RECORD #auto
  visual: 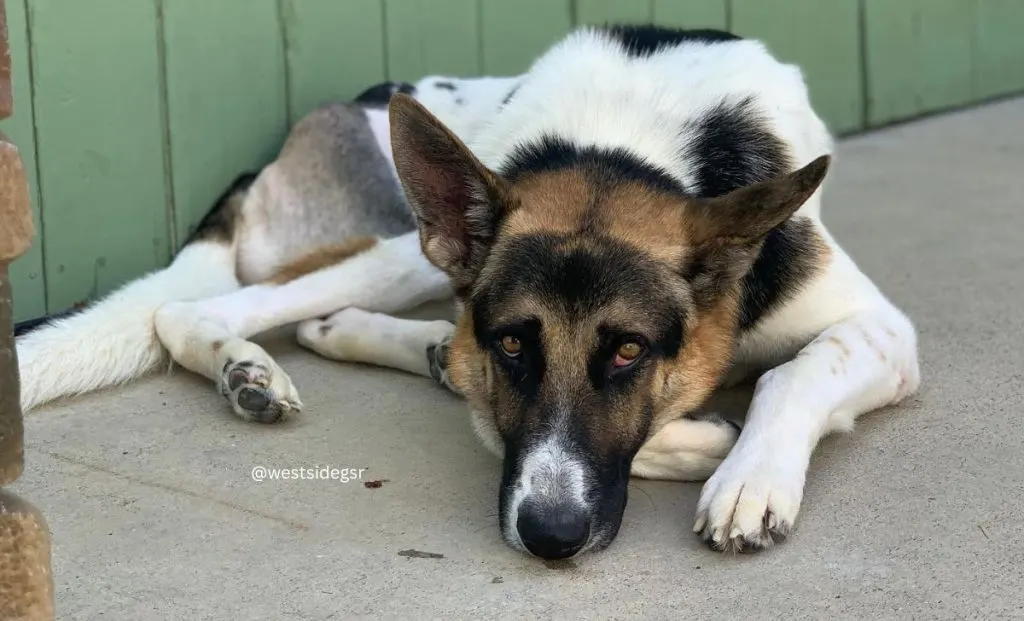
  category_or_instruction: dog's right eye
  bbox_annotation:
[498,335,522,358]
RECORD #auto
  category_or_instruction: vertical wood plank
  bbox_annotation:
[281,0,386,123]
[730,0,864,134]
[384,0,481,82]
[575,0,654,26]
[974,0,1024,100]
[480,0,571,75]
[916,0,974,113]
[0,0,10,119]
[652,0,727,29]
[0,0,45,321]
[162,0,288,245]
[30,0,170,313]
[864,0,981,126]
[863,0,920,126]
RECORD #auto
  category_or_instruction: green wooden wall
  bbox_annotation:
[2,0,1022,321]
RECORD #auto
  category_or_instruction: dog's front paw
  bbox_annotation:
[693,447,806,553]
[218,348,302,423]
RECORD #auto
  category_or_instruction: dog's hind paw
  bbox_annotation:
[219,352,302,424]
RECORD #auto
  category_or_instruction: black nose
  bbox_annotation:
[516,504,591,560]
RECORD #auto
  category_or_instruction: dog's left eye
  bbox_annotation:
[498,335,522,358]
[612,340,645,368]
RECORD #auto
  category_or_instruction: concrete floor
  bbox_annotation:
[14,98,1024,620]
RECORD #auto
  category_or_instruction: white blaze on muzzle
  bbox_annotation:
[504,429,593,558]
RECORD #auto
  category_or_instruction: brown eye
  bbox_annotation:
[500,335,522,357]
[613,341,644,367]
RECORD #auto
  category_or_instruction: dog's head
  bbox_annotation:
[388,95,829,559]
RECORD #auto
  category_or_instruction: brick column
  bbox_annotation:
[0,0,56,617]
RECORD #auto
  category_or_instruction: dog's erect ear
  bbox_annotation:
[389,93,516,289]
[686,155,831,246]
[682,155,830,305]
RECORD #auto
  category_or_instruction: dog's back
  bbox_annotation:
[471,25,832,211]
[218,76,520,284]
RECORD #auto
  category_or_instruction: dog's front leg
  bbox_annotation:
[297,309,455,385]
[694,305,920,552]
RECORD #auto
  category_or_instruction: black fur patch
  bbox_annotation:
[604,24,741,57]
[685,97,791,198]
[737,216,822,332]
[501,84,520,106]
[184,172,257,245]
[433,81,457,91]
[353,81,415,107]
[499,135,687,198]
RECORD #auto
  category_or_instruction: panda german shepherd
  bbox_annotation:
[16,25,920,560]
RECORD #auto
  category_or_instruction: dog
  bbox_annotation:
[16,24,920,559]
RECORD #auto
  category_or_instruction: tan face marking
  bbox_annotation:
[503,171,690,265]
[647,292,740,433]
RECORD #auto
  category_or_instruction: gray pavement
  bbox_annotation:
[14,98,1024,620]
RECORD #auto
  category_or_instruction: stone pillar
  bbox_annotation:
[0,0,56,617]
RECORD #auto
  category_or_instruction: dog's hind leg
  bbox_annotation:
[16,176,253,412]
[154,231,453,422]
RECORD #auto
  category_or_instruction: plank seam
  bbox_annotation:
[381,0,392,80]
[968,0,980,101]
[475,0,484,75]
[275,0,293,125]
[857,0,871,129]
[21,0,46,312]
[154,0,177,254]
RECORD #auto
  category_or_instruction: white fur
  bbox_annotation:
[17,241,240,412]
[363,107,397,175]
[411,75,520,143]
